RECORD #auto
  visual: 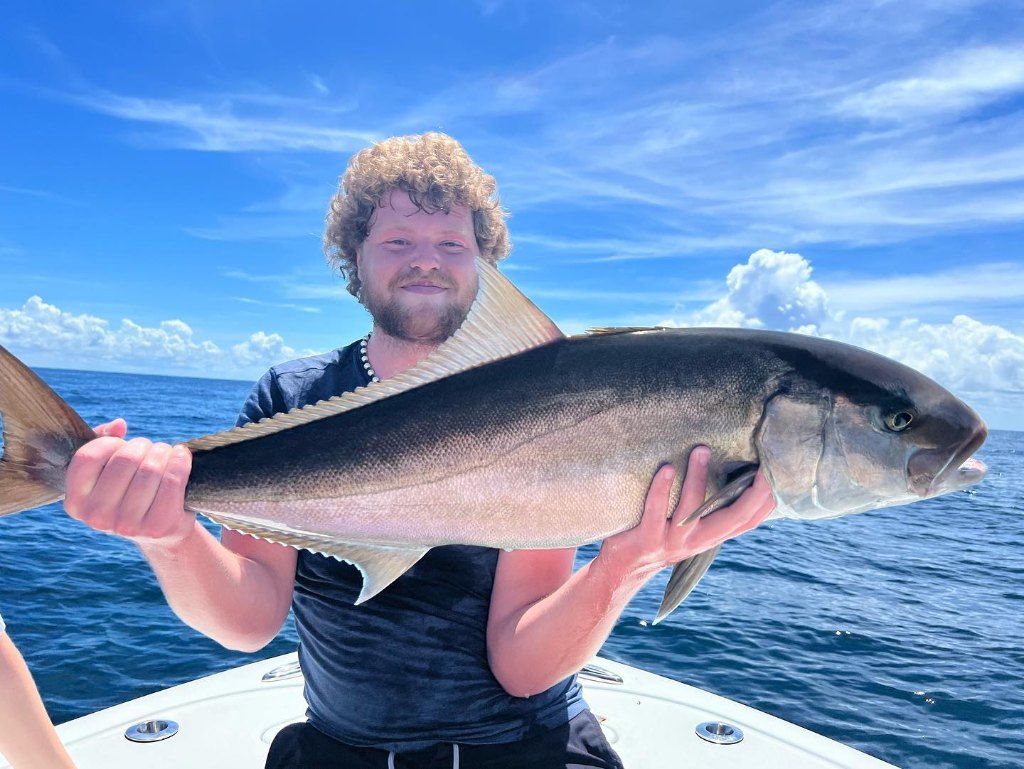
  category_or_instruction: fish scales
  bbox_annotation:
[186,331,780,551]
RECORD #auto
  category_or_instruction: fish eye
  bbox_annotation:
[885,411,914,432]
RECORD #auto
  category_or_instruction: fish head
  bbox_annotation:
[756,336,987,520]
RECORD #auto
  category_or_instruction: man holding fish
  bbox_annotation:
[60,133,777,767]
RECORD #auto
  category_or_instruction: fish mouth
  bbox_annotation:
[912,423,989,497]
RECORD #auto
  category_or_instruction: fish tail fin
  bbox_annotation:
[0,344,95,516]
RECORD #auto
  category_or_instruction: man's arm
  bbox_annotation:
[64,420,296,652]
[486,446,775,697]
[0,631,77,769]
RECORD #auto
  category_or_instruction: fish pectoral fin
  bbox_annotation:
[652,465,758,622]
[203,512,428,604]
[683,465,760,524]
[653,545,720,624]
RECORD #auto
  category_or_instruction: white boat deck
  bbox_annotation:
[13,653,897,768]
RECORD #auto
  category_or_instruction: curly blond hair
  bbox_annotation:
[323,132,511,298]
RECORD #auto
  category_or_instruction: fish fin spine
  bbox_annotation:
[584,326,667,337]
[0,345,95,516]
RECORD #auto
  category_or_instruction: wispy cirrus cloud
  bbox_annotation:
[232,296,321,314]
[422,12,1024,251]
[821,262,1024,318]
[67,88,375,153]
[185,214,323,242]
[0,183,51,198]
[21,2,1022,257]
[836,45,1024,122]
[222,267,349,301]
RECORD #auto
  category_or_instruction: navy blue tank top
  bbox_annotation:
[235,341,587,751]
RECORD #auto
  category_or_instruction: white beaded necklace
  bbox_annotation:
[359,333,380,383]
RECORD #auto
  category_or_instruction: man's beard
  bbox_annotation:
[361,271,473,344]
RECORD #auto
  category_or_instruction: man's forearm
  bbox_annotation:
[138,521,290,652]
[0,634,77,769]
[488,554,659,697]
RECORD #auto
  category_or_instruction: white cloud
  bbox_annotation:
[231,331,300,366]
[663,250,1024,415]
[0,296,313,376]
[842,314,1024,394]
[307,74,330,96]
[69,89,375,153]
[31,9,1024,254]
[837,46,1024,122]
[232,297,321,314]
[821,262,1024,316]
[693,249,830,330]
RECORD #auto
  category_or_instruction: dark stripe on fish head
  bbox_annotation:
[756,332,987,519]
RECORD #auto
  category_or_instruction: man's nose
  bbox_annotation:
[408,243,443,270]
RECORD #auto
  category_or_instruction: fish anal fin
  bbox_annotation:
[335,542,430,604]
[188,258,564,454]
[653,545,720,624]
[205,512,428,603]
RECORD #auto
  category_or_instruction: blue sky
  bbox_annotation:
[1,1,1023,428]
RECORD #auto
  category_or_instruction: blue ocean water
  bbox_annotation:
[0,367,1021,769]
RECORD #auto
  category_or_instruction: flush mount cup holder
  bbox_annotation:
[125,719,179,743]
[695,720,744,745]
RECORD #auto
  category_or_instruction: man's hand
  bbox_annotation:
[597,446,775,579]
[64,418,195,548]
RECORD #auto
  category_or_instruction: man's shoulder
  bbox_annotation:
[268,342,359,382]
[236,341,363,426]
[263,340,363,412]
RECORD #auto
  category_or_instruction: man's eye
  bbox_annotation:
[386,239,410,246]
[441,241,465,249]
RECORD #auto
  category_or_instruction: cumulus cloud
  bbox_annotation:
[232,331,300,366]
[664,250,1024,408]
[0,296,312,377]
[843,315,1024,395]
[693,249,830,331]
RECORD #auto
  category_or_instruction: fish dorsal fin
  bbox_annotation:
[187,258,563,453]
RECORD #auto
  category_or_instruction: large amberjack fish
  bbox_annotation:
[0,261,988,621]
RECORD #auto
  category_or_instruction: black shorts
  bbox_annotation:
[265,710,625,769]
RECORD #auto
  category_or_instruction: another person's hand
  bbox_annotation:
[597,446,775,578]
[64,419,195,547]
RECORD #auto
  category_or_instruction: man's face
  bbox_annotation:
[357,189,480,344]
